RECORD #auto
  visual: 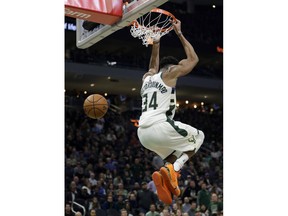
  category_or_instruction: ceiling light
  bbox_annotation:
[107,61,117,66]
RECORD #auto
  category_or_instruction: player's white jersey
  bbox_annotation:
[139,72,176,127]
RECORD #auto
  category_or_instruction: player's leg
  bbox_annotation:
[170,130,204,171]
[160,122,205,197]
[138,122,205,197]
[137,126,175,203]
[164,150,194,164]
[160,150,196,196]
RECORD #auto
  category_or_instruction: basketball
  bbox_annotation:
[83,94,108,119]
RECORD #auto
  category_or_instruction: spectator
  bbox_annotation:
[160,207,171,216]
[137,182,158,214]
[106,128,117,144]
[116,183,128,198]
[173,197,183,213]
[89,172,97,187]
[184,175,192,187]
[88,196,101,211]
[131,182,141,195]
[80,185,93,211]
[94,161,106,176]
[152,155,164,170]
[187,202,197,216]
[65,203,75,216]
[182,180,199,203]
[130,158,145,183]
[113,175,124,187]
[105,157,117,172]
[123,169,134,187]
[197,183,210,211]
[124,200,135,216]
[65,181,81,206]
[175,209,182,216]
[94,179,106,201]
[203,173,212,189]
[106,183,116,198]
[127,192,138,215]
[121,208,133,216]
[182,197,192,214]
[101,194,118,210]
[145,204,160,216]
[73,176,82,191]
[115,195,126,211]
[75,212,82,216]
[208,182,222,196]
[89,209,97,216]
[208,193,223,216]
[147,179,157,193]
[91,119,104,134]
[199,204,209,216]
[74,162,84,178]
[171,202,180,215]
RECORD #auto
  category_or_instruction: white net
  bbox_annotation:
[130,8,175,47]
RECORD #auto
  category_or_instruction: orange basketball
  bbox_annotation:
[83,94,108,119]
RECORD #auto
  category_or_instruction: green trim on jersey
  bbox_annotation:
[166,105,175,117]
[166,117,188,137]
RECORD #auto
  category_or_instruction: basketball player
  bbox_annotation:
[137,19,205,204]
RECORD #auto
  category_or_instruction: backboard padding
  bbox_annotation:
[76,0,169,49]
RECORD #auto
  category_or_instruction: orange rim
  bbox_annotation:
[150,8,176,22]
[151,8,176,32]
[129,8,176,32]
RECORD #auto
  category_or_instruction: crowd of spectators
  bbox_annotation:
[65,94,223,216]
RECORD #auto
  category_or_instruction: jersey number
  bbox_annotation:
[142,91,158,112]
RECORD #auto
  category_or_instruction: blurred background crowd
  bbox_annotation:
[65,94,223,216]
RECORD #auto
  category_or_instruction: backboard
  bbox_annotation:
[76,0,168,49]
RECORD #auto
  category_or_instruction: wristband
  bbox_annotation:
[177,32,182,36]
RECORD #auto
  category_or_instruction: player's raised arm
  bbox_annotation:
[148,35,161,73]
[142,35,161,81]
[167,19,199,79]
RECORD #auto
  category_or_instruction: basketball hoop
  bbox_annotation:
[130,8,176,47]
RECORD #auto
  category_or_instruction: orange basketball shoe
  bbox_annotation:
[160,163,181,196]
[152,171,173,204]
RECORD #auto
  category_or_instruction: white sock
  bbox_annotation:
[173,153,189,172]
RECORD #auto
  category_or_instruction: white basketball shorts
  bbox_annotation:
[137,119,205,160]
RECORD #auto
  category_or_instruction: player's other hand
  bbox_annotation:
[172,19,182,35]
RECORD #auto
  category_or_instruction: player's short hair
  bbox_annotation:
[159,56,179,70]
